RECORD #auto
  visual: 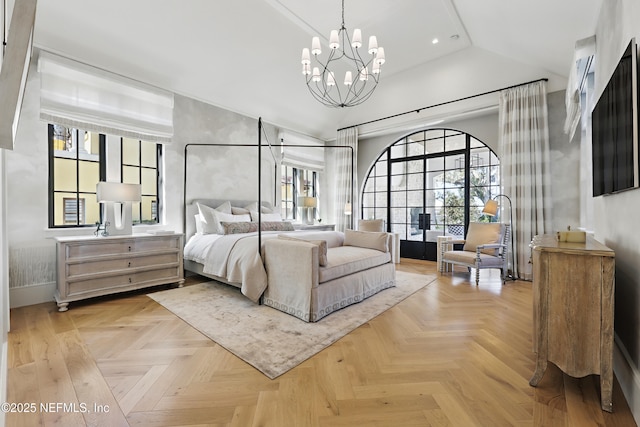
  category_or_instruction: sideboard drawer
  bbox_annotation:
[65,236,180,259]
[67,252,179,278]
[67,267,181,298]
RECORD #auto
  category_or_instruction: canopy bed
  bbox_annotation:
[181,119,396,321]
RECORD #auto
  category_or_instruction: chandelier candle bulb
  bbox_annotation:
[352,29,362,48]
[372,61,380,74]
[376,47,386,65]
[302,63,311,75]
[359,67,369,81]
[327,71,336,86]
[344,71,353,86]
[312,67,321,82]
[311,37,321,55]
[368,35,378,54]
[301,48,310,65]
[329,30,339,49]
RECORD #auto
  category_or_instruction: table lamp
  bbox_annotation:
[96,182,142,236]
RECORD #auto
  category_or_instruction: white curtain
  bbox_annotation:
[500,80,553,280]
[38,51,174,143]
[335,128,357,232]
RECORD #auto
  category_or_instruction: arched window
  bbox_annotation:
[361,128,500,260]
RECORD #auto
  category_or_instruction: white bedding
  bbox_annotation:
[184,230,345,303]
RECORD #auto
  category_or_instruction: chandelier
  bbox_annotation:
[300,0,386,108]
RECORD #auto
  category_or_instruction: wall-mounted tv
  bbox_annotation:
[592,38,639,197]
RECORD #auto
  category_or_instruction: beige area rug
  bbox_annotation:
[148,270,436,379]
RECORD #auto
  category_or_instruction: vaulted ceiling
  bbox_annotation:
[29,0,603,140]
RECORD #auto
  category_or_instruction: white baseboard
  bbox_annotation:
[614,335,640,424]
[9,282,55,308]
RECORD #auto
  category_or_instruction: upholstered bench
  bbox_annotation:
[263,229,396,322]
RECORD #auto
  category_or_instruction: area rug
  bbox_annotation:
[148,270,436,379]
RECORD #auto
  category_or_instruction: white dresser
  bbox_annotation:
[55,233,184,311]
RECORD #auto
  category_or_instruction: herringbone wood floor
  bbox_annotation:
[7,260,637,426]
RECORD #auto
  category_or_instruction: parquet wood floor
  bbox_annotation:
[6,259,637,426]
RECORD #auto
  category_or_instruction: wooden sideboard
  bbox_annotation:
[529,234,615,412]
[55,233,184,311]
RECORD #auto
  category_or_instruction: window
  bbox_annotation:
[280,166,318,220]
[48,124,162,228]
[49,125,102,227]
[121,138,161,224]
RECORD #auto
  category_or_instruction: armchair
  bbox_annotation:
[439,222,510,286]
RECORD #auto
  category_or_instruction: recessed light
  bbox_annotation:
[432,38,439,44]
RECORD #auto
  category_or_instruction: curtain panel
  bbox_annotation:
[335,128,357,232]
[38,51,174,143]
[499,80,552,280]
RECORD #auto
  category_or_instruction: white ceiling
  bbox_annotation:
[27,0,602,140]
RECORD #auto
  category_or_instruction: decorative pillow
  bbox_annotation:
[250,211,282,222]
[219,221,294,234]
[463,222,502,256]
[231,206,250,215]
[278,234,328,266]
[260,221,294,232]
[358,219,385,232]
[244,202,273,214]
[198,202,250,234]
[220,221,259,234]
[344,229,388,253]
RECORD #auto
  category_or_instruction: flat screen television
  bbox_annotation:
[592,38,639,196]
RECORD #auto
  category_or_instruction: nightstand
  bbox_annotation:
[292,223,336,231]
[54,233,184,311]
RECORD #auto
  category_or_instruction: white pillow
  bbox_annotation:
[194,214,204,234]
[344,229,389,252]
[250,211,282,222]
[198,202,249,234]
[244,202,273,214]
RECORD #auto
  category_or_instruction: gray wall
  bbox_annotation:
[357,93,580,235]
[591,0,640,384]
[4,50,282,307]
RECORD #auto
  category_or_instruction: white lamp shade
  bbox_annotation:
[312,67,321,82]
[327,71,336,86]
[329,30,339,49]
[352,29,362,48]
[298,196,317,208]
[311,37,322,55]
[368,35,378,54]
[96,182,141,202]
[482,199,499,216]
[359,67,369,81]
[344,202,352,215]
[375,47,386,65]
[301,48,311,65]
[344,71,353,86]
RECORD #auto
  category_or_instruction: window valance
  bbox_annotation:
[38,51,174,143]
[279,130,325,172]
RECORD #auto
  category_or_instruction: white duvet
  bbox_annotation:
[184,230,344,303]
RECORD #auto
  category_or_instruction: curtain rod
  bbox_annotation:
[337,77,549,132]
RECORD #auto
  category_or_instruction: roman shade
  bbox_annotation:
[38,51,174,143]
[279,130,325,171]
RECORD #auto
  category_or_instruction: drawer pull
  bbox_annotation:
[128,246,132,252]
[129,277,132,283]
[128,262,131,268]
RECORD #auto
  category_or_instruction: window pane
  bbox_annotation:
[141,195,158,222]
[53,158,77,192]
[123,166,140,184]
[122,138,139,165]
[78,160,99,193]
[141,168,157,194]
[84,193,100,225]
[140,141,157,168]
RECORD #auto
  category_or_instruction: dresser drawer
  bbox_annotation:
[66,267,181,298]
[65,236,180,259]
[67,252,179,278]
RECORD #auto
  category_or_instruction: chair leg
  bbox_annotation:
[475,267,480,286]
